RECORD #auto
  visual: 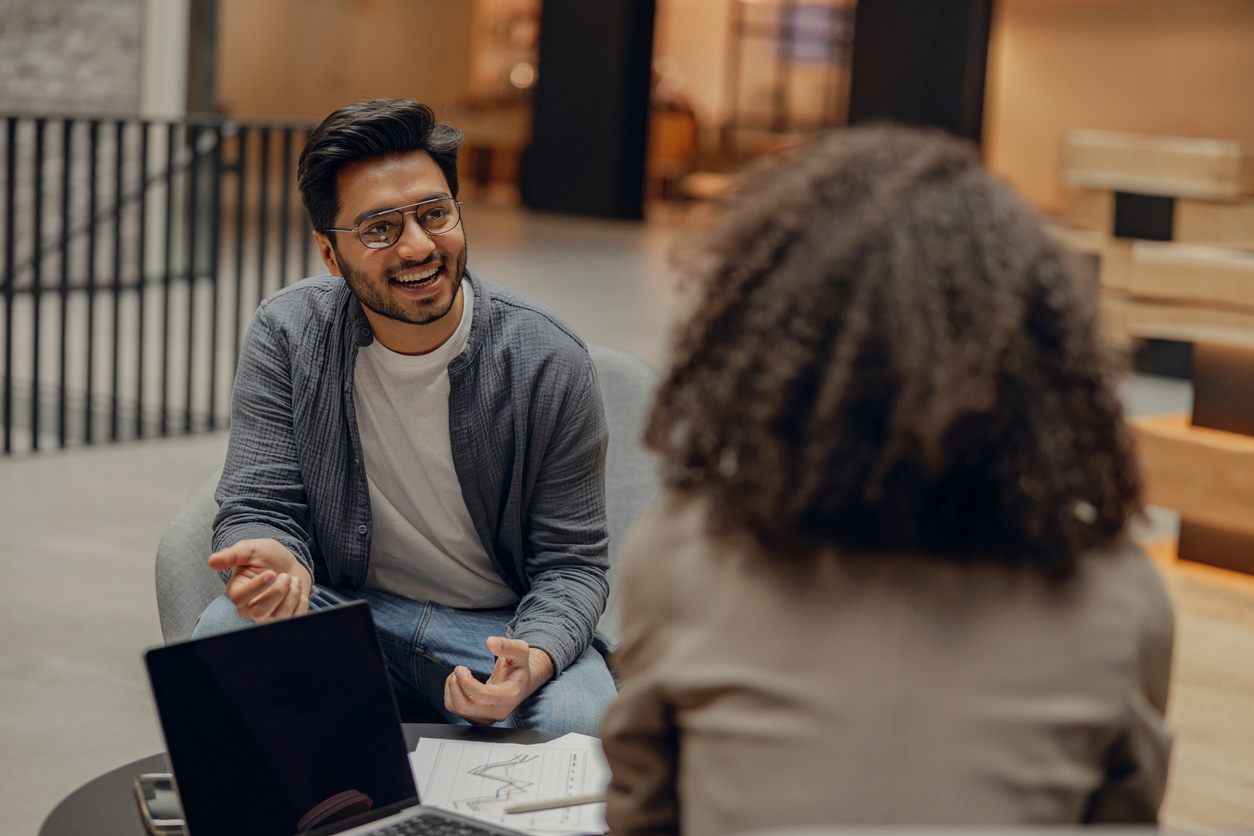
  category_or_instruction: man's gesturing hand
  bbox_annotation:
[444,637,554,725]
[208,538,312,624]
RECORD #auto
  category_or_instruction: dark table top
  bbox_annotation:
[39,724,561,836]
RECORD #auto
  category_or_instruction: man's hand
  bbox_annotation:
[208,538,312,624]
[444,637,555,725]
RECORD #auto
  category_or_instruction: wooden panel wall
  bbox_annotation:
[984,0,1254,211]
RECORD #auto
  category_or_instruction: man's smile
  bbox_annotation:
[389,261,443,288]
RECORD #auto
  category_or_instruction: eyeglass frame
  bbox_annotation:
[324,196,465,250]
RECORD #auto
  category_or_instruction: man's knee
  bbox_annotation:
[191,594,255,639]
[518,648,618,736]
[191,586,347,641]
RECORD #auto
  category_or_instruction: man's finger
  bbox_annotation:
[246,575,286,621]
[485,639,530,687]
[297,576,310,615]
[487,636,530,665]
[445,672,508,725]
[459,666,521,710]
[444,672,460,714]
[263,576,299,621]
[225,570,276,606]
[445,671,483,722]
[247,573,292,620]
[288,575,305,616]
[448,671,473,707]
[207,551,244,571]
[274,575,303,618]
[238,569,280,609]
[207,541,259,571]
[455,666,508,709]
[454,666,491,699]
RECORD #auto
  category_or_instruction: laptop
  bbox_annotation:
[144,600,534,836]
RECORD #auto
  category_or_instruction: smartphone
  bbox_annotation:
[134,773,187,836]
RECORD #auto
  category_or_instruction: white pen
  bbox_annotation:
[504,791,607,814]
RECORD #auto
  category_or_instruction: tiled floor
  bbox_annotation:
[3,202,1250,836]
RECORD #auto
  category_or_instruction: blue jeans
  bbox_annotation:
[193,585,616,736]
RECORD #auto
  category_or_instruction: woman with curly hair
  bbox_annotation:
[601,126,1173,833]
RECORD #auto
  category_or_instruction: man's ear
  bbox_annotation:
[313,231,341,277]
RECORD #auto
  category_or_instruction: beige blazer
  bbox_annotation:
[601,495,1173,836]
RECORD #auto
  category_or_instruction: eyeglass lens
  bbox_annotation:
[359,199,460,248]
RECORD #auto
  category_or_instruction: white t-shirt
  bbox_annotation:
[352,279,520,609]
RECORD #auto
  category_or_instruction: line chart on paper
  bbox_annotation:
[459,752,540,811]
[419,741,597,831]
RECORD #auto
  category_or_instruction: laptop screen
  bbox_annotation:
[145,601,418,836]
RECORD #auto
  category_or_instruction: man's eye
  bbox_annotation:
[365,221,396,236]
[423,208,448,222]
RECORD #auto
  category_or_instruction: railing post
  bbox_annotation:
[135,121,149,440]
[184,124,200,434]
[3,117,16,454]
[300,129,312,281]
[110,119,125,441]
[85,119,99,445]
[208,124,222,430]
[32,118,45,450]
[233,124,248,364]
[278,127,293,288]
[161,121,176,436]
[58,119,72,448]
[0,112,315,454]
[256,126,270,308]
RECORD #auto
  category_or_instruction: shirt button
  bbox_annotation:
[357,525,368,535]
[359,326,371,338]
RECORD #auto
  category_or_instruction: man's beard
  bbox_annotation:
[338,242,468,327]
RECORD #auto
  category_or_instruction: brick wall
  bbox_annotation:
[0,0,143,115]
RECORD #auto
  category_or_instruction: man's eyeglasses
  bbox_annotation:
[325,197,463,249]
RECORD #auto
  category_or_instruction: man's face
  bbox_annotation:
[316,150,467,328]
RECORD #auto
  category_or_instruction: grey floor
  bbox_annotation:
[0,202,1191,836]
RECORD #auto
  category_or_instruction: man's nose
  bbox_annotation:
[394,214,437,261]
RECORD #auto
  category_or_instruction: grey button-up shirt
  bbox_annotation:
[213,272,610,674]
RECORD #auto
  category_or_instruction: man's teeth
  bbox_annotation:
[395,266,439,284]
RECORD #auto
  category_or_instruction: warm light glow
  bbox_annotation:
[509,62,536,89]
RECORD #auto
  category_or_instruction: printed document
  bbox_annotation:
[409,733,610,836]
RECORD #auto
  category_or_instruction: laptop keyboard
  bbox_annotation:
[370,813,502,836]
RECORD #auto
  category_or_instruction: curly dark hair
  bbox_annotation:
[648,125,1141,577]
[298,99,463,233]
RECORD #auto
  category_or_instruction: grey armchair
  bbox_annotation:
[155,343,661,649]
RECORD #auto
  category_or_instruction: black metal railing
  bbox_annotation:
[0,114,318,454]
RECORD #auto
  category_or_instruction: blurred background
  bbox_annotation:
[2,1,1254,834]
[5,1,1250,216]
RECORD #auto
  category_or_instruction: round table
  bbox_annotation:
[39,723,560,836]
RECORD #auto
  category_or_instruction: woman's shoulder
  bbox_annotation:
[1077,538,1174,635]
[620,491,716,573]
[616,492,745,614]
[1076,538,1175,692]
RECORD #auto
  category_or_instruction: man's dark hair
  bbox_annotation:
[648,125,1141,578]
[298,99,463,233]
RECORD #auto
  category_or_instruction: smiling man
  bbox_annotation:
[191,99,616,735]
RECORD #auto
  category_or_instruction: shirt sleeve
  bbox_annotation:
[507,350,611,675]
[211,308,317,581]
[601,505,681,836]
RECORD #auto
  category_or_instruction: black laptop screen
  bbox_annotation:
[145,601,418,836]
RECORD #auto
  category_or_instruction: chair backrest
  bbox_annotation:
[587,343,661,648]
[155,464,225,643]
[155,343,661,647]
